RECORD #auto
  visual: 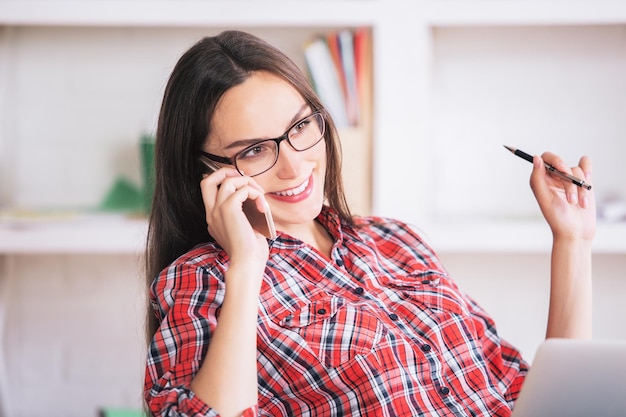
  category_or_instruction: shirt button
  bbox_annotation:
[389,313,399,321]
[421,344,432,352]
[317,308,327,315]
[439,386,450,395]
[336,258,344,266]
[421,279,430,285]
[354,287,365,295]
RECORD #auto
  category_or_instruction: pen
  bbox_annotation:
[503,145,592,190]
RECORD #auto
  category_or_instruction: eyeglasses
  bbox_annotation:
[200,111,325,177]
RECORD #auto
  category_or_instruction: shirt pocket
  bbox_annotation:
[379,270,467,316]
[273,295,386,368]
[380,271,482,351]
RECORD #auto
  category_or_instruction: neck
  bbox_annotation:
[284,220,334,258]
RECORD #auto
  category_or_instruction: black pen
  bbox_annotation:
[503,145,592,190]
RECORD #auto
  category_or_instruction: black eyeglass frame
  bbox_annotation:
[199,111,325,177]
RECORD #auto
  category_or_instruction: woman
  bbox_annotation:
[144,30,595,417]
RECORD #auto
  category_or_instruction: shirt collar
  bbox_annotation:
[269,205,347,251]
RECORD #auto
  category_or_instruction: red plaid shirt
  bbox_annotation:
[145,206,528,416]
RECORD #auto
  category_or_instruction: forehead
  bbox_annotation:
[208,71,307,149]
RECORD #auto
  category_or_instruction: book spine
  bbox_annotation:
[338,29,359,126]
[304,37,349,128]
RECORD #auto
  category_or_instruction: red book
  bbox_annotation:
[354,27,373,127]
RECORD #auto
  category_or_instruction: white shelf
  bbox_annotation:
[1,1,625,255]
[0,216,622,255]
[0,214,147,254]
[0,0,378,27]
[2,1,626,28]
[423,220,626,254]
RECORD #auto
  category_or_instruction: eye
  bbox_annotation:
[237,141,275,161]
[290,117,312,138]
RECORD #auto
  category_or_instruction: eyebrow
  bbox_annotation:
[222,104,311,151]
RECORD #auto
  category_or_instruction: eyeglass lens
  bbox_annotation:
[235,112,324,176]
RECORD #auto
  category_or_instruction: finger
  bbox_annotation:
[244,178,270,213]
[569,165,588,208]
[576,155,593,209]
[200,167,240,211]
[203,179,266,235]
[579,155,593,183]
[205,180,261,235]
[214,175,264,208]
[214,173,269,213]
[539,151,560,167]
[555,161,579,206]
[541,152,578,205]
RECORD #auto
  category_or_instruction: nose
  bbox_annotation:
[273,139,301,178]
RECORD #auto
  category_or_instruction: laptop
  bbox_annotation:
[511,338,626,417]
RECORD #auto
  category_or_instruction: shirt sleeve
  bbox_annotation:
[144,258,260,417]
[462,293,529,406]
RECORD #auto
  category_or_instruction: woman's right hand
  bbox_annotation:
[200,167,270,284]
[193,167,268,413]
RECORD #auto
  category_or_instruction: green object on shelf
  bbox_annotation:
[98,133,156,215]
[100,176,144,213]
[140,134,156,214]
[99,408,146,417]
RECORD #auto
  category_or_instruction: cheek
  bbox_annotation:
[313,143,328,171]
[315,150,327,197]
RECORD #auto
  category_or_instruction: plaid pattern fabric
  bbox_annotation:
[145,206,528,416]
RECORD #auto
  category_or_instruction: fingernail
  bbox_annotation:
[582,196,589,209]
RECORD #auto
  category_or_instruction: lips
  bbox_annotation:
[274,177,309,197]
[270,175,313,202]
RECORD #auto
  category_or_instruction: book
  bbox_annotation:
[338,29,359,126]
[354,27,373,128]
[303,36,349,128]
[325,31,349,115]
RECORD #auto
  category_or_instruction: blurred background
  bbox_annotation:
[1,1,625,416]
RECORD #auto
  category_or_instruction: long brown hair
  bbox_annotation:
[145,30,353,340]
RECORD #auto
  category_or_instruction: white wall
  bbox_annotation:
[4,254,146,416]
[428,25,626,222]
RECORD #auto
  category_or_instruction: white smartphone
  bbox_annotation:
[242,198,277,240]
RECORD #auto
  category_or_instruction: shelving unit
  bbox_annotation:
[0,1,379,26]
[0,0,624,254]
[3,1,626,27]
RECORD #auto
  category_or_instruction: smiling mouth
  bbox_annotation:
[272,177,310,197]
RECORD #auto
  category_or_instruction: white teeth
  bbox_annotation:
[275,178,309,197]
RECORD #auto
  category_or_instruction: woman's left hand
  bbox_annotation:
[533,152,596,339]
[530,152,596,242]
